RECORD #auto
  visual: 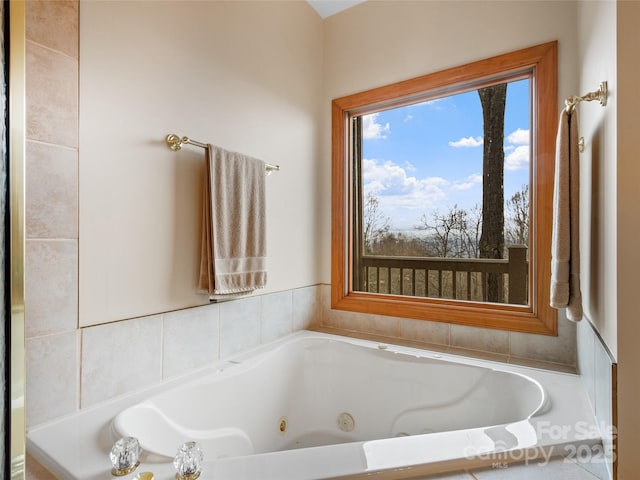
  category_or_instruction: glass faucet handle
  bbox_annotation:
[174,441,205,480]
[110,436,142,476]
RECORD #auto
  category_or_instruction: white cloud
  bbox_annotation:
[361,160,484,230]
[403,114,414,123]
[505,145,530,171]
[362,113,390,140]
[504,128,530,171]
[404,161,416,172]
[452,173,483,190]
[506,128,530,145]
[449,136,483,148]
[468,173,483,183]
[362,158,448,212]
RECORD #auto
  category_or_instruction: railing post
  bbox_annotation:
[507,245,528,305]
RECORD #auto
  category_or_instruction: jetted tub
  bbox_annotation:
[114,336,545,459]
[27,331,601,480]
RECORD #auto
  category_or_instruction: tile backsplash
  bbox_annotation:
[26,285,322,427]
[24,0,80,430]
[577,318,616,480]
[319,284,577,368]
[27,281,580,428]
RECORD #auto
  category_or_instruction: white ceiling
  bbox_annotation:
[307,0,366,18]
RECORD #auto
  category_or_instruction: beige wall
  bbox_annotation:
[79,0,324,326]
[577,0,617,358]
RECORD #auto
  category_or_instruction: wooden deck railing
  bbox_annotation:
[358,245,528,305]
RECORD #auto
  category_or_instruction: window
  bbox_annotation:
[331,42,558,335]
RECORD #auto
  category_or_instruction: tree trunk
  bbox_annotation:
[478,84,506,303]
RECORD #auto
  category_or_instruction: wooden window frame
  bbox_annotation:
[331,41,558,335]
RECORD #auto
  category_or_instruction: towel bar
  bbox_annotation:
[564,81,608,152]
[166,134,280,174]
[564,81,607,114]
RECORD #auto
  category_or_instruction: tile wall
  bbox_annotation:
[319,285,578,369]
[24,2,79,478]
[577,318,616,479]
[27,285,321,423]
[24,0,79,427]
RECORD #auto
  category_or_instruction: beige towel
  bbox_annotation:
[550,109,583,321]
[199,144,267,298]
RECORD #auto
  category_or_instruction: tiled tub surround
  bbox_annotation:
[576,318,617,479]
[319,285,578,370]
[28,331,601,480]
[26,285,321,426]
[28,282,583,430]
[24,0,81,436]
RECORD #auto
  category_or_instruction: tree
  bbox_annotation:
[505,184,530,246]
[362,192,390,254]
[417,207,462,257]
[478,83,507,302]
[416,204,481,258]
[459,203,482,258]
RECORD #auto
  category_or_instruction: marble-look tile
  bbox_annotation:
[293,285,321,331]
[320,286,400,337]
[219,296,261,358]
[450,324,510,354]
[26,141,78,239]
[26,0,78,59]
[323,307,364,332]
[447,344,510,363]
[577,319,596,410]
[26,331,79,427]
[357,313,400,337]
[25,239,77,337]
[472,457,601,479]
[509,314,577,366]
[397,317,450,346]
[508,355,577,374]
[593,338,614,478]
[81,315,162,408]
[261,290,293,344]
[26,41,78,148]
[163,304,219,379]
[320,283,331,325]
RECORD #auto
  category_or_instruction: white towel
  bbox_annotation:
[199,144,267,298]
[550,109,583,321]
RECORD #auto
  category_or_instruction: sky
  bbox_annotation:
[361,78,530,232]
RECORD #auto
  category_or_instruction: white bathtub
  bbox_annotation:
[27,331,601,480]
